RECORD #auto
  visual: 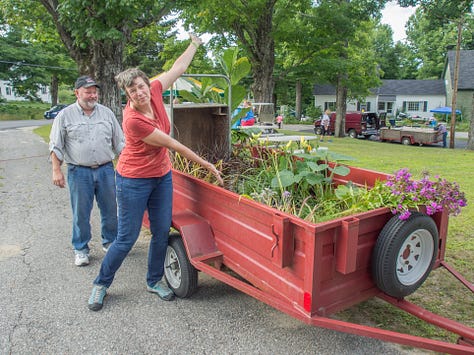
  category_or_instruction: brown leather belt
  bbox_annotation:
[72,162,112,169]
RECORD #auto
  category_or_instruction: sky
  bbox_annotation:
[381,1,418,42]
[178,2,418,44]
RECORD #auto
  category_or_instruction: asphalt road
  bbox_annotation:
[0,124,421,354]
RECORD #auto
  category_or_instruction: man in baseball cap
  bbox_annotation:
[49,74,124,267]
[74,75,100,89]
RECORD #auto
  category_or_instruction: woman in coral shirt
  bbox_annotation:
[88,34,223,311]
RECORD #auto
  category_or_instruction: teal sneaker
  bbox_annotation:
[88,284,107,311]
[147,279,175,301]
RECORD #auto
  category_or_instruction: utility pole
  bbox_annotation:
[449,21,462,149]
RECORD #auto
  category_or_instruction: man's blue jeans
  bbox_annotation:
[67,162,117,254]
[94,171,173,288]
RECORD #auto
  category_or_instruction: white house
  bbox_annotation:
[0,79,51,103]
[313,79,446,119]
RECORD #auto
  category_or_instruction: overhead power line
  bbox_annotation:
[0,60,76,71]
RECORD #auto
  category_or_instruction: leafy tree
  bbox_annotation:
[6,0,175,123]
[296,0,385,137]
[180,0,312,107]
[400,0,474,149]
[373,24,402,79]
[404,7,474,79]
[0,13,75,103]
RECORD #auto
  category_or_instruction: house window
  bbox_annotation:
[387,102,393,113]
[324,102,336,111]
[6,87,12,96]
[406,101,428,112]
[357,102,371,112]
[407,101,420,111]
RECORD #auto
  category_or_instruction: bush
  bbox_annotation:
[0,101,51,121]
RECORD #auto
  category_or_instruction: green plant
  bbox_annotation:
[305,105,322,121]
[172,141,467,225]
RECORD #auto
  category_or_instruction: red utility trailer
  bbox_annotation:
[144,77,472,353]
[379,126,442,146]
[143,166,473,354]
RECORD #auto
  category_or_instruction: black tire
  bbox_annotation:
[401,137,411,145]
[314,126,322,135]
[348,129,357,138]
[372,212,439,299]
[164,233,198,298]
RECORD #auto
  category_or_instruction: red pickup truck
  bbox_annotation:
[314,111,386,138]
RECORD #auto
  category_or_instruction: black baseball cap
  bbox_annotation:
[75,75,100,89]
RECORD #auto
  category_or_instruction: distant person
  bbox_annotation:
[437,123,447,148]
[320,109,331,142]
[88,34,223,312]
[241,100,255,126]
[49,75,125,267]
[276,114,283,129]
[427,117,437,128]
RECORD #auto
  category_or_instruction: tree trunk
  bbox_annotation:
[50,74,58,105]
[334,75,347,138]
[467,92,474,150]
[237,0,276,106]
[92,39,125,125]
[295,80,302,120]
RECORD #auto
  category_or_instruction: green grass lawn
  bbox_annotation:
[288,134,474,344]
[0,101,51,120]
[36,124,473,345]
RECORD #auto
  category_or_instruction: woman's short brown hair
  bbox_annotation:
[115,68,150,92]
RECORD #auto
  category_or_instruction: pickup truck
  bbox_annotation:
[314,111,386,138]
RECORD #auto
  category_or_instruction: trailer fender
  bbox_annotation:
[171,210,219,261]
[372,212,439,299]
[164,211,220,298]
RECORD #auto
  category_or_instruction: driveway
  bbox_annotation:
[0,126,414,354]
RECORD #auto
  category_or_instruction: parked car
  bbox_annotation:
[44,104,68,119]
[314,111,386,138]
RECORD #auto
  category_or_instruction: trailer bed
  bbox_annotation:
[380,126,442,146]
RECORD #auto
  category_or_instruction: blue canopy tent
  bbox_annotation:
[430,106,462,121]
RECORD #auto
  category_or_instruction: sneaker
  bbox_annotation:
[102,243,111,253]
[75,253,89,266]
[88,284,107,311]
[147,279,175,301]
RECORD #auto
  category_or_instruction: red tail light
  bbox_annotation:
[303,292,311,312]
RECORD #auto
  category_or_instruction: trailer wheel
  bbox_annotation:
[401,137,411,145]
[348,129,357,138]
[314,126,322,135]
[164,233,198,298]
[372,212,439,299]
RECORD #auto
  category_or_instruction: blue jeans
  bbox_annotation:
[67,162,117,254]
[94,171,173,288]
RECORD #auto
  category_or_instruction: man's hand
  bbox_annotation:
[52,169,66,188]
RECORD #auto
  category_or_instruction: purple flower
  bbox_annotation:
[388,168,467,220]
[399,210,411,220]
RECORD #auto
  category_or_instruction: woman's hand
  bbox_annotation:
[206,162,224,186]
[189,33,203,46]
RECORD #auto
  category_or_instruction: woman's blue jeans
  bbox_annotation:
[94,171,173,288]
[67,162,117,254]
